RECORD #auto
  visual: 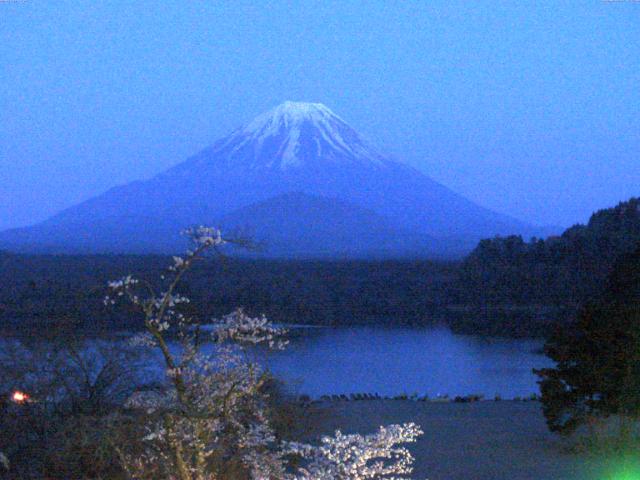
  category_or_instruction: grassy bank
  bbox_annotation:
[308,400,614,480]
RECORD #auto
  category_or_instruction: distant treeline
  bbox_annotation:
[0,254,457,335]
[444,198,640,336]
[2,197,640,338]
[457,197,640,305]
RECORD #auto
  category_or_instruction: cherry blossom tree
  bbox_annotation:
[107,226,424,480]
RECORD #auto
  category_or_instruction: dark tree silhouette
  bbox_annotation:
[535,244,640,434]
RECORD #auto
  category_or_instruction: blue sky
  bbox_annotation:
[1,1,639,230]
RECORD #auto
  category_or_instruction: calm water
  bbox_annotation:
[258,327,551,399]
[2,326,551,400]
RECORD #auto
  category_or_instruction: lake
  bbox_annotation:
[258,326,551,399]
[1,326,551,400]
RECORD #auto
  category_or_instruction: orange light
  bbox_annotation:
[12,391,29,403]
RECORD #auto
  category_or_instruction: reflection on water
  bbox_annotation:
[256,327,551,398]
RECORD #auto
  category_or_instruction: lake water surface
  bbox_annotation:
[260,327,551,399]
[2,326,551,400]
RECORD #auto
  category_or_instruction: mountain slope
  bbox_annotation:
[0,101,538,256]
[218,192,444,258]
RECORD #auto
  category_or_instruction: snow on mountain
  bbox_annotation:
[0,101,540,256]
[181,101,388,173]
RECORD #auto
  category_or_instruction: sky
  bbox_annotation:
[1,1,639,230]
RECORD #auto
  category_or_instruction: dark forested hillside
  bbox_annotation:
[454,197,640,308]
[0,253,457,335]
[438,198,640,337]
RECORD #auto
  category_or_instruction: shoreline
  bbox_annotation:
[308,393,539,403]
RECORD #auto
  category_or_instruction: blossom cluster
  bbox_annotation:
[212,308,289,350]
[182,225,225,248]
[286,423,423,480]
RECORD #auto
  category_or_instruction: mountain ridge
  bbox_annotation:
[0,101,543,257]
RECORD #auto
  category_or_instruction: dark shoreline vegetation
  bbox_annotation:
[0,254,561,339]
[2,197,640,339]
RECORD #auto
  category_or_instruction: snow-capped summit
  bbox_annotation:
[244,101,337,132]
[210,101,387,170]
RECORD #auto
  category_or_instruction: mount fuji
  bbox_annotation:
[0,101,540,257]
